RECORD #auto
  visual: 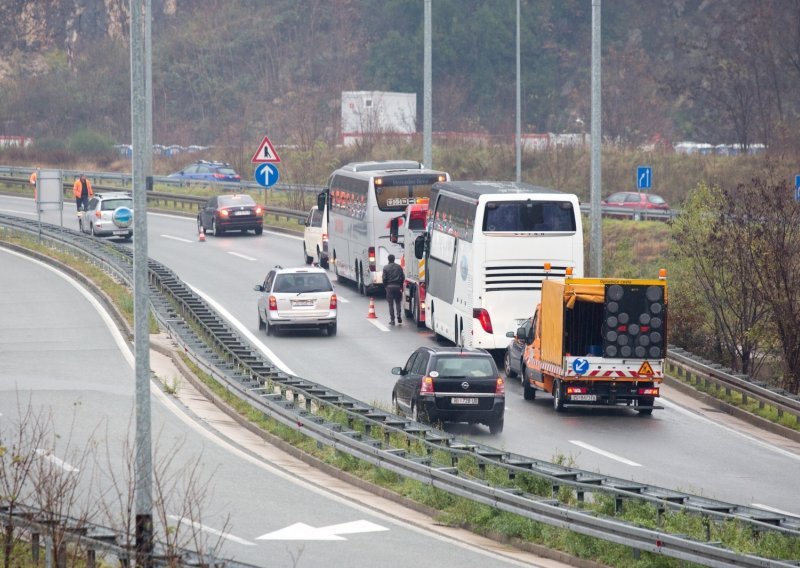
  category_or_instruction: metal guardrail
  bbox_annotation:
[2,212,799,567]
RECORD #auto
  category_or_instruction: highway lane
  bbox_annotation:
[0,234,559,568]
[5,195,800,519]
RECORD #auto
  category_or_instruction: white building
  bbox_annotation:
[341,91,417,145]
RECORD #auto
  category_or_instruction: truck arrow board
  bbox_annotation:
[251,136,281,163]
[572,358,590,375]
[256,520,388,541]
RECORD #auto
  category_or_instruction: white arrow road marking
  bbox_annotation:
[35,449,80,473]
[168,515,255,546]
[257,520,389,541]
[569,440,642,467]
[228,251,257,261]
[161,234,194,243]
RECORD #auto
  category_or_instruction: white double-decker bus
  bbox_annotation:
[321,161,449,294]
[419,180,584,350]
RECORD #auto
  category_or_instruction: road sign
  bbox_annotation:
[637,166,652,190]
[251,136,281,164]
[795,175,800,201]
[572,358,590,375]
[254,163,279,188]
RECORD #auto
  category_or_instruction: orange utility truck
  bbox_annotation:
[521,270,667,414]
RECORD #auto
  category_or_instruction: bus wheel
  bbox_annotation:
[357,264,365,295]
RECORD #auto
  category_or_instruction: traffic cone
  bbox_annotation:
[367,297,377,319]
[199,227,206,242]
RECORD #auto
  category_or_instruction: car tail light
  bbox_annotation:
[473,308,493,334]
[329,294,337,309]
[268,296,277,311]
[420,376,434,395]
[638,387,659,396]
[213,173,225,179]
[495,377,505,395]
[255,206,263,216]
[567,386,588,395]
[368,247,376,272]
[220,209,230,218]
[322,232,328,242]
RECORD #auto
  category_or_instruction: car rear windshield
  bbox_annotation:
[215,167,238,176]
[482,200,576,232]
[219,195,255,207]
[434,356,495,378]
[101,199,133,211]
[273,273,333,293]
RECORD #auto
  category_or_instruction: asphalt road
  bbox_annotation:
[3,194,800,522]
[0,238,565,568]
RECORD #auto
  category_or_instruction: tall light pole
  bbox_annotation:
[423,0,432,168]
[515,0,521,182]
[130,0,153,565]
[590,0,602,277]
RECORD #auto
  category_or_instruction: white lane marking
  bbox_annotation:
[0,208,37,216]
[265,229,302,241]
[228,251,257,261]
[161,234,194,243]
[569,440,642,467]
[168,515,255,546]
[186,283,294,375]
[35,449,80,473]
[368,318,390,332]
[661,398,800,462]
[751,504,800,518]
[257,520,389,541]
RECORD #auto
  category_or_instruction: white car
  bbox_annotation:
[254,266,337,336]
[300,205,328,267]
[79,192,133,240]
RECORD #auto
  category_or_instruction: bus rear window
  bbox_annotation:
[482,201,576,232]
[375,174,441,211]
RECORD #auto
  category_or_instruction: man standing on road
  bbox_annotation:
[382,254,405,326]
[72,173,93,212]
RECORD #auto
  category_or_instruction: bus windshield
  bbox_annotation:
[375,174,442,211]
[482,200,576,232]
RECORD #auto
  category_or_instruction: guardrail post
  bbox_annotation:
[742,392,748,405]
[87,548,96,568]
[31,532,40,564]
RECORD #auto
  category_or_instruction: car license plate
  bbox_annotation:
[113,230,128,235]
[451,397,478,405]
[570,394,597,401]
[234,210,250,216]
[292,299,314,307]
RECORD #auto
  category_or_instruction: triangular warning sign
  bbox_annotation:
[637,361,654,377]
[251,136,281,164]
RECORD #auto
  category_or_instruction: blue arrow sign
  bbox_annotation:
[572,358,590,375]
[637,166,652,190]
[255,163,279,188]
[795,175,800,201]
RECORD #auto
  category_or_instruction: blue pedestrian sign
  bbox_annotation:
[795,175,800,201]
[637,166,652,190]
[572,358,590,375]
[255,163,279,188]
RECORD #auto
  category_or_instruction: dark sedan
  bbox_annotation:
[391,346,505,434]
[197,194,264,236]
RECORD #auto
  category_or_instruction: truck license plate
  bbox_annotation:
[451,397,478,405]
[570,394,597,401]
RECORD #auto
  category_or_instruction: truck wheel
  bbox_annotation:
[523,369,536,400]
[553,379,565,412]
[636,396,654,415]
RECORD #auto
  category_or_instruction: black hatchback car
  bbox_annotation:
[391,346,505,434]
[197,194,264,236]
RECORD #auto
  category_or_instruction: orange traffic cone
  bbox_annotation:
[367,297,377,319]
[199,227,206,242]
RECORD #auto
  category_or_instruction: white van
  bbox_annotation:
[301,205,328,268]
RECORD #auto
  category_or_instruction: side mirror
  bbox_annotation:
[516,326,526,339]
[414,234,426,260]
[253,284,264,292]
[505,331,515,338]
[391,366,404,375]
[389,217,399,244]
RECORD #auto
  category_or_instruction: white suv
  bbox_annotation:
[300,205,328,268]
[254,266,337,336]
[79,192,133,240]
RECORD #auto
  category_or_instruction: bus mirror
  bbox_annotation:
[317,192,327,210]
[414,234,425,259]
[389,217,399,243]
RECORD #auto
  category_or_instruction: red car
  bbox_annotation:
[601,192,671,220]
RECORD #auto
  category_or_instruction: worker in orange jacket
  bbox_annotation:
[72,173,93,212]
[29,170,37,200]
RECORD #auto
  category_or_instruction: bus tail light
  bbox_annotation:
[368,247,376,272]
[420,376,434,395]
[638,387,659,396]
[268,296,277,311]
[495,377,505,395]
[473,308,493,334]
[329,294,337,310]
